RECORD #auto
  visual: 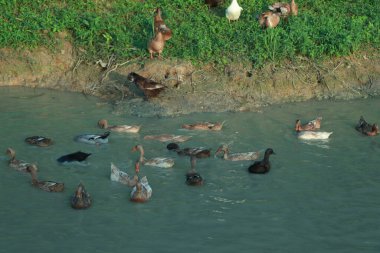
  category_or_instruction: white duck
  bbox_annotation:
[226,0,243,22]
[214,144,260,161]
[98,119,141,133]
[132,144,175,168]
[297,131,333,140]
[110,162,138,187]
[130,161,152,202]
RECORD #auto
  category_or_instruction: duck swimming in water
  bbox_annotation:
[110,162,138,187]
[215,144,260,161]
[132,144,175,168]
[167,143,211,158]
[295,117,322,131]
[57,151,91,163]
[186,156,203,186]
[181,121,225,131]
[25,136,53,147]
[248,148,275,174]
[297,131,333,140]
[144,134,191,142]
[26,164,64,192]
[71,183,92,209]
[355,116,379,136]
[130,161,152,203]
[6,147,33,172]
[98,119,141,133]
[74,131,110,145]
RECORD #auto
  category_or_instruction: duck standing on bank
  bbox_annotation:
[71,183,92,209]
[6,147,33,172]
[167,143,211,158]
[25,136,53,147]
[127,72,166,99]
[226,0,243,22]
[154,7,172,41]
[98,119,141,133]
[130,161,152,202]
[186,156,204,186]
[248,148,275,174]
[148,28,166,59]
[258,11,280,29]
[26,164,64,192]
[269,0,298,17]
[132,144,175,168]
[355,116,379,136]
[215,144,260,161]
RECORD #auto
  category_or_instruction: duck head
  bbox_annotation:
[265,148,275,156]
[167,142,180,151]
[214,144,228,156]
[98,119,108,129]
[295,119,302,131]
[6,148,16,159]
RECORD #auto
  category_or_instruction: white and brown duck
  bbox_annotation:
[26,164,64,192]
[132,144,174,168]
[130,161,152,203]
[259,11,280,29]
[215,144,260,161]
[98,119,141,133]
[25,136,53,147]
[295,117,322,131]
[6,147,33,172]
[181,121,225,131]
[269,0,298,17]
[110,162,138,187]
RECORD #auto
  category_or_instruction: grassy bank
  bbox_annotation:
[0,0,379,67]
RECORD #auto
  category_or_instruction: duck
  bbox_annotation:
[154,7,172,41]
[186,156,203,186]
[132,144,175,168]
[130,161,152,202]
[258,11,280,29]
[181,121,225,131]
[269,0,298,17]
[297,131,333,140]
[355,116,379,136]
[71,183,92,209]
[74,131,110,145]
[25,136,53,147]
[98,119,141,133]
[295,117,322,131]
[205,0,223,8]
[248,148,275,174]
[225,0,243,22]
[148,28,165,59]
[143,134,191,142]
[6,147,32,172]
[215,144,260,161]
[167,143,211,158]
[57,151,91,163]
[110,162,138,187]
[26,164,64,192]
[127,72,166,99]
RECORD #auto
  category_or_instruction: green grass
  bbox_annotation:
[0,0,379,67]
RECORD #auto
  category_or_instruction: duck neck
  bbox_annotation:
[223,149,229,159]
[263,153,271,163]
[137,146,145,162]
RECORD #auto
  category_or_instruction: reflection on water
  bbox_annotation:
[1,87,380,253]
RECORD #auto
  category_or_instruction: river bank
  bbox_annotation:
[1,40,379,117]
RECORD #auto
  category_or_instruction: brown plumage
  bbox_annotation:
[127,72,166,99]
[154,8,172,41]
[26,164,64,192]
[181,121,225,131]
[147,29,165,59]
[269,0,298,17]
[259,11,280,28]
[25,136,53,147]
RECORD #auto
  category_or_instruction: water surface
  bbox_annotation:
[1,87,379,253]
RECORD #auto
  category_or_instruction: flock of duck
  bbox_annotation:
[5,115,378,208]
[147,0,298,60]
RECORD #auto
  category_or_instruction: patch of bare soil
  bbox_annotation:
[0,36,379,117]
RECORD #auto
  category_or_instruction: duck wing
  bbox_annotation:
[356,116,372,133]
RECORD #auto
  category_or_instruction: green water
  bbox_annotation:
[1,87,379,253]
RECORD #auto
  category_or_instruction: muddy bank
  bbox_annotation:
[1,38,379,117]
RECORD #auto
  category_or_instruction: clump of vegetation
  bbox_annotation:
[0,0,379,67]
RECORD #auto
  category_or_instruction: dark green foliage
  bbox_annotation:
[0,0,379,67]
